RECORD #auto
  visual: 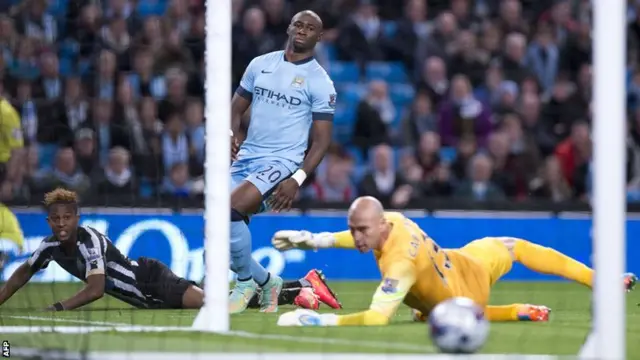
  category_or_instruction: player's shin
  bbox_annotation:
[229,219,257,313]
[512,239,593,288]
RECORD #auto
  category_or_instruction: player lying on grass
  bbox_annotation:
[0,188,341,311]
[274,196,637,326]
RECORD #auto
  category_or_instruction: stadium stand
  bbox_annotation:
[1,0,639,210]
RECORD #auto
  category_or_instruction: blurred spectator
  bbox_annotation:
[388,0,430,73]
[14,0,57,45]
[185,98,205,166]
[35,52,62,100]
[351,80,394,157]
[358,144,407,206]
[128,47,165,100]
[63,76,90,135]
[307,149,356,202]
[161,162,199,198]
[542,74,587,142]
[492,80,519,115]
[525,23,559,95]
[519,92,555,156]
[450,134,477,180]
[91,99,130,164]
[529,155,572,202]
[497,32,531,84]
[401,91,437,148]
[262,0,290,46]
[450,0,477,30]
[162,112,189,175]
[158,68,187,122]
[415,132,453,197]
[454,153,506,201]
[155,28,195,73]
[232,7,277,86]
[32,147,90,195]
[447,30,486,87]
[336,0,387,66]
[86,49,117,100]
[497,0,528,35]
[416,131,441,179]
[415,12,458,71]
[74,128,98,177]
[628,107,640,185]
[438,74,492,147]
[559,20,591,80]
[9,37,38,80]
[104,0,142,33]
[554,120,591,195]
[95,146,137,196]
[100,16,132,69]
[416,56,448,105]
[1,0,628,205]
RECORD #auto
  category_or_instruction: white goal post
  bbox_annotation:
[579,0,627,359]
[192,0,232,333]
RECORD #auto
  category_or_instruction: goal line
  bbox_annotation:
[9,348,573,360]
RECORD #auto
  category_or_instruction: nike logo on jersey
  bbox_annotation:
[261,70,272,74]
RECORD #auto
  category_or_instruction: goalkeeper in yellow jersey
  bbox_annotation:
[274,196,637,327]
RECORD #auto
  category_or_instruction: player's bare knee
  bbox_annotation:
[182,285,204,309]
[230,181,263,214]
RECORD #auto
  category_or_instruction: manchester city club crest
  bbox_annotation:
[291,76,305,88]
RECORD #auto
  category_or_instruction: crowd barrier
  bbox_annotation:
[2,209,639,282]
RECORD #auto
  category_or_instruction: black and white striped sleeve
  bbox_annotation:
[79,227,107,277]
[27,239,58,271]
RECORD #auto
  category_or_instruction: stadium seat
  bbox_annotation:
[48,0,68,17]
[323,44,337,61]
[59,39,79,59]
[333,103,357,143]
[327,61,360,83]
[381,21,398,38]
[58,57,74,77]
[439,147,457,163]
[389,83,415,106]
[38,144,58,169]
[365,62,408,83]
[136,0,168,17]
[337,83,367,104]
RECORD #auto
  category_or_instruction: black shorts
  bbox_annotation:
[135,256,196,309]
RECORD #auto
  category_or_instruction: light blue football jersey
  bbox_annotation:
[236,50,337,172]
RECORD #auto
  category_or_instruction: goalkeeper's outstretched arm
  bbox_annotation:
[278,260,416,326]
[272,230,356,250]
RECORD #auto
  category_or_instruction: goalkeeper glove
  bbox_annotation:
[277,309,338,327]
[271,230,335,251]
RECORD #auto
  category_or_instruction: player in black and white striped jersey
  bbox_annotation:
[0,188,205,311]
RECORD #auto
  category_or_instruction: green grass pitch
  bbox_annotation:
[0,281,639,356]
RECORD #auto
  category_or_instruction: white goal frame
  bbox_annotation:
[578,0,627,359]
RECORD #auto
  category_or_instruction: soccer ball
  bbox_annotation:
[428,297,489,354]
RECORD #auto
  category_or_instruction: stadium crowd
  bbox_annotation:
[0,0,638,207]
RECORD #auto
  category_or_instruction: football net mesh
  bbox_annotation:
[0,0,633,359]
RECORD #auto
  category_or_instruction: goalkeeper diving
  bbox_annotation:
[274,196,637,326]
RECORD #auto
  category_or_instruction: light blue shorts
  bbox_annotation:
[230,158,294,214]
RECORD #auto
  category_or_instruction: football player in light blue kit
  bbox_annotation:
[227,10,336,313]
